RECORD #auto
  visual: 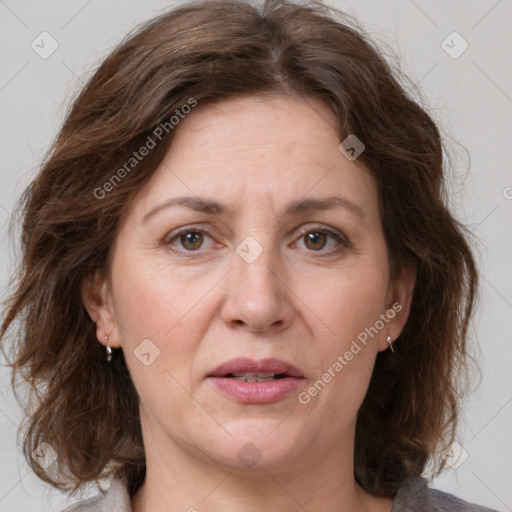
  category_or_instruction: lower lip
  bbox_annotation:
[207,376,304,403]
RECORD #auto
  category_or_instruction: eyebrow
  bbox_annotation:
[142,195,365,223]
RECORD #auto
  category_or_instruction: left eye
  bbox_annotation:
[293,229,344,252]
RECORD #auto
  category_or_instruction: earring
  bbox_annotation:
[105,334,112,362]
[386,335,395,354]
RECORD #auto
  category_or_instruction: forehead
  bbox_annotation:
[126,94,378,223]
[167,94,345,166]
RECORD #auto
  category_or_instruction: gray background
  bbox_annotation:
[0,0,511,510]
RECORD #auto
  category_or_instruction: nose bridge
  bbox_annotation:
[235,234,279,291]
[222,232,293,332]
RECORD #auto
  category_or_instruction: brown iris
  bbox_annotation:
[180,232,204,250]
[304,232,327,251]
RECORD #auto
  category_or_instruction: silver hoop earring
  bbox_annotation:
[105,335,112,362]
[386,335,395,354]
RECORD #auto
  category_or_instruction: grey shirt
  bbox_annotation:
[61,476,501,512]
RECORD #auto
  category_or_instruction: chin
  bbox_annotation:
[193,418,310,472]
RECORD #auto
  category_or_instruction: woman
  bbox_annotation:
[0,0,500,510]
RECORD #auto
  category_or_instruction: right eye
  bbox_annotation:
[163,227,221,258]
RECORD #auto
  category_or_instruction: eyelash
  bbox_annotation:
[164,224,351,259]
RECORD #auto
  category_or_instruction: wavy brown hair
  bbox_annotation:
[1,0,478,500]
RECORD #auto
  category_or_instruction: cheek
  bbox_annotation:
[111,250,215,342]
[110,254,221,397]
[294,259,388,411]
[297,259,389,344]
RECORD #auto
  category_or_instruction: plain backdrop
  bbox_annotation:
[0,0,511,510]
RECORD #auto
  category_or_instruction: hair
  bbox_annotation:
[1,0,478,500]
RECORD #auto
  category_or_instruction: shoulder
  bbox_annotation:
[392,476,502,512]
[59,475,503,512]
[59,477,132,512]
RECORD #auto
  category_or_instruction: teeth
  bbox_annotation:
[231,372,280,382]
[233,376,277,382]
[231,372,277,378]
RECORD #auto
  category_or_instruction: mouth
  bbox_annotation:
[207,358,305,404]
[208,357,304,379]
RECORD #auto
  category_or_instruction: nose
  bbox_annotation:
[220,241,295,334]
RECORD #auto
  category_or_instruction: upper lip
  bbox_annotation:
[208,357,304,378]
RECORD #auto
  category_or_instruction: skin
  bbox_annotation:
[82,94,416,512]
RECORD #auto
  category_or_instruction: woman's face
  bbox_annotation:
[85,94,414,473]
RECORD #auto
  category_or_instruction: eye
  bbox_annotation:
[293,225,349,255]
[165,228,217,255]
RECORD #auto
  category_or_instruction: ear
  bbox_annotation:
[378,263,417,352]
[81,269,121,348]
